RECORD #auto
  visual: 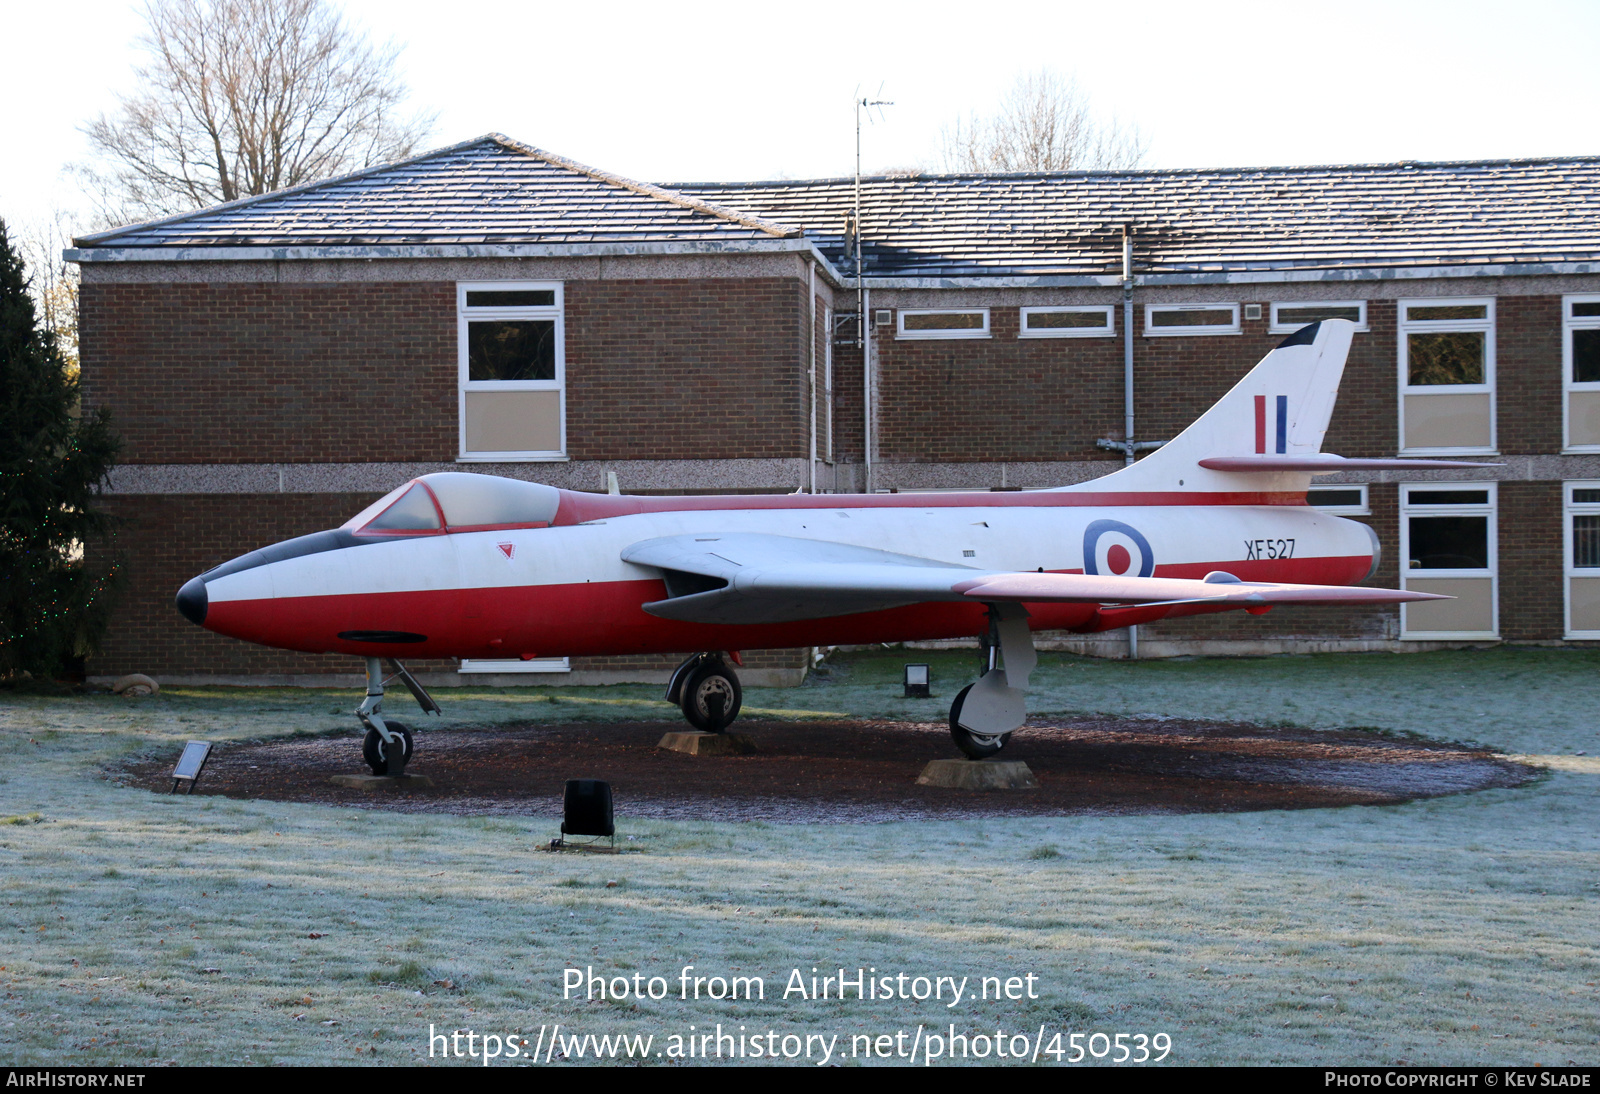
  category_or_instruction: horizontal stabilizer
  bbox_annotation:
[1199,455,1500,472]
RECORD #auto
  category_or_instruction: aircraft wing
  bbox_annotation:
[622,533,1445,625]
[622,533,986,624]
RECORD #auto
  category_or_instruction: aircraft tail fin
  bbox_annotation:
[1063,319,1355,497]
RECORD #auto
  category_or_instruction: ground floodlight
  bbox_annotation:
[904,663,931,698]
[170,740,213,794]
[556,779,615,850]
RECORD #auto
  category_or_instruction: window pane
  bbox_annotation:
[365,484,441,531]
[1408,331,1484,385]
[1026,310,1109,329]
[1574,488,1600,504]
[468,320,556,381]
[1406,304,1488,321]
[1576,515,1600,567]
[1151,307,1234,327]
[904,312,984,330]
[1307,488,1364,507]
[1408,490,1490,505]
[466,290,555,307]
[1573,329,1600,383]
[1408,516,1488,569]
[1277,305,1361,325]
[1571,301,1600,318]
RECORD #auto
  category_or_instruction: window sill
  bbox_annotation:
[1400,631,1501,641]
[1142,328,1241,337]
[1397,448,1499,457]
[457,454,571,463]
[895,332,992,341]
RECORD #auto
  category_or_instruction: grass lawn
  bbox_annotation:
[1,646,1597,1066]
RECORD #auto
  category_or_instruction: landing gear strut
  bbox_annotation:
[355,657,441,775]
[949,604,1036,759]
[667,653,743,732]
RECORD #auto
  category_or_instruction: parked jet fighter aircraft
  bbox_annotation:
[175,320,1482,773]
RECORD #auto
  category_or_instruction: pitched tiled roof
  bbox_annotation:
[76,135,799,249]
[672,158,1600,279]
[75,137,1600,281]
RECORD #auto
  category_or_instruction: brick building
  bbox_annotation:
[67,135,1600,682]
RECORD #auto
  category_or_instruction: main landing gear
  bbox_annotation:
[667,653,743,732]
[355,657,441,775]
[949,604,1037,760]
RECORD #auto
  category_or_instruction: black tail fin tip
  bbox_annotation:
[1276,320,1322,349]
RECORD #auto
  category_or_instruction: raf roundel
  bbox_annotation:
[1081,519,1155,578]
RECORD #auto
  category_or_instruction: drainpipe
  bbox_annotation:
[809,262,818,495]
[1122,224,1136,467]
[1122,223,1138,659]
[863,287,873,494]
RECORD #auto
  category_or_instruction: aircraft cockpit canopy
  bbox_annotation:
[344,473,562,534]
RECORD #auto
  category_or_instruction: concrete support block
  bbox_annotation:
[916,759,1039,790]
[657,732,758,756]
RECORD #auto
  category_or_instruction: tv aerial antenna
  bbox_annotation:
[853,84,893,340]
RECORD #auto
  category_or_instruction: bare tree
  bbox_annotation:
[13,211,82,377]
[939,69,1148,174]
[80,0,434,223]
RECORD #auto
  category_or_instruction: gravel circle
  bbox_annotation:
[116,716,1537,824]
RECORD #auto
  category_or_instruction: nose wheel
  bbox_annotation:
[362,722,413,775]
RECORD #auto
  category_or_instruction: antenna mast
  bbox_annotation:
[853,87,892,344]
[854,87,892,494]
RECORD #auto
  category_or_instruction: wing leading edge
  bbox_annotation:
[622,533,1445,626]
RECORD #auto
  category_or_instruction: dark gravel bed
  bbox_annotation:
[115,716,1537,824]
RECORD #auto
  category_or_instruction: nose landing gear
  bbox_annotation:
[667,653,743,732]
[355,657,441,775]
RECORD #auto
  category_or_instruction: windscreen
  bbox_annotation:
[341,482,413,531]
[363,483,443,531]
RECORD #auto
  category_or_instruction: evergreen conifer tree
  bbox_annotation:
[0,217,120,679]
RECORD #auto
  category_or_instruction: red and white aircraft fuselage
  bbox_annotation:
[174,320,1472,766]
[186,489,1378,661]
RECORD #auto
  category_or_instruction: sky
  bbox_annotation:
[5,0,1600,239]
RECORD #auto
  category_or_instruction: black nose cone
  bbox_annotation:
[176,576,208,626]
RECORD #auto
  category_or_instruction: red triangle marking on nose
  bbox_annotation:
[497,543,515,559]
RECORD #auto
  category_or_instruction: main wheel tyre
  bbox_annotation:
[362,722,414,776]
[680,661,742,732]
[948,684,1010,759]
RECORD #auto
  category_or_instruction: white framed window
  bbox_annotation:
[1144,303,1240,336]
[1306,484,1369,515]
[1269,301,1368,334]
[1397,297,1496,455]
[896,309,990,340]
[1565,481,1600,638]
[1399,483,1498,639]
[458,281,566,461]
[1563,295,1600,452]
[1019,306,1115,338]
